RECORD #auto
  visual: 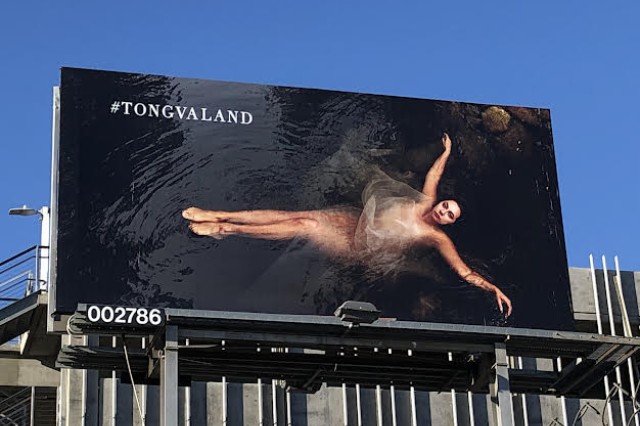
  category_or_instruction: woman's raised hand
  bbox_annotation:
[442,133,452,152]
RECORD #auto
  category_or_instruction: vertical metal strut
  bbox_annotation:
[491,343,514,426]
[160,326,178,426]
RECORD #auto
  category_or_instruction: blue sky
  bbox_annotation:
[0,2,638,271]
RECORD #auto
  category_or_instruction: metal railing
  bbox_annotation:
[0,387,32,426]
[0,245,48,309]
[0,247,49,425]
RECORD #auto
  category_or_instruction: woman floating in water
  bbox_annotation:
[183,133,512,317]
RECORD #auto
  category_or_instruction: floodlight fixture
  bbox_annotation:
[334,300,381,325]
[8,205,41,217]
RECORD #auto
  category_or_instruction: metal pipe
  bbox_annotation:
[141,337,147,426]
[450,389,459,426]
[614,256,639,426]
[603,256,618,337]
[614,256,633,336]
[185,339,191,426]
[184,383,191,426]
[0,270,34,292]
[34,247,40,294]
[112,336,117,426]
[342,383,349,426]
[517,358,528,426]
[258,379,264,426]
[30,386,35,426]
[448,352,459,426]
[410,386,417,426]
[590,255,604,335]
[140,385,147,426]
[555,358,568,425]
[271,379,277,426]
[286,389,292,426]
[356,384,363,426]
[57,374,62,426]
[603,255,627,422]
[222,377,228,426]
[467,391,475,426]
[375,385,383,426]
[390,385,397,426]
[590,254,614,426]
[285,348,292,426]
[81,368,86,426]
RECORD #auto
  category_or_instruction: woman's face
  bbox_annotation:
[432,200,461,225]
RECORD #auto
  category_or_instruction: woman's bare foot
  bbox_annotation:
[182,207,228,222]
[189,222,228,240]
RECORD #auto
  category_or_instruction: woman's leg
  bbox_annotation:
[187,208,360,259]
[189,217,319,240]
[183,207,309,225]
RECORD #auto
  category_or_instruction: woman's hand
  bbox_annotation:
[422,132,453,197]
[494,287,513,318]
[442,133,452,153]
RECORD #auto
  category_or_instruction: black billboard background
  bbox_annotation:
[55,68,573,330]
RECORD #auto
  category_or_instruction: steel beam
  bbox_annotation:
[491,343,514,426]
[160,325,178,426]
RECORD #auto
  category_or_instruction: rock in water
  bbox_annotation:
[482,106,511,133]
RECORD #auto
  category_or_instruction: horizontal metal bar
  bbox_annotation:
[179,328,495,354]
[0,270,32,289]
[57,343,616,397]
[0,255,35,276]
[163,308,640,347]
[0,245,38,269]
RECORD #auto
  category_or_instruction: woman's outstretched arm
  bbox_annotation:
[430,232,513,317]
[422,133,452,199]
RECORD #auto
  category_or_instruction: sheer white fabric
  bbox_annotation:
[354,172,432,275]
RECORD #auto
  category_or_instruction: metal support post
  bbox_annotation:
[160,326,179,426]
[491,343,514,426]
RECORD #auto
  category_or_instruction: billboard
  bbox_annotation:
[53,68,573,330]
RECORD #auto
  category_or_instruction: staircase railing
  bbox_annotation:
[0,246,48,310]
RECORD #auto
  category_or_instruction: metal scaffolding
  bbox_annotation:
[58,307,640,426]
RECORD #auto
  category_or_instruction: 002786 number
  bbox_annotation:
[86,306,163,326]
